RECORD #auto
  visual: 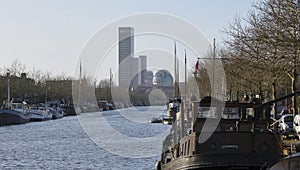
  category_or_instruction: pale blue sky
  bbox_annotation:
[0,0,254,80]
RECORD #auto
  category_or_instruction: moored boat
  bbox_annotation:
[156,96,286,170]
[43,107,53,120]
[270,152,300,170]
[149,116,163,123]
[48,108,63,119]
[0,101,30,126]
[161,98,181,125]
[46,101,64,119]
[27,106,45,121]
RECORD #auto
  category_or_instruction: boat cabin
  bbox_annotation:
[10,101,27,114]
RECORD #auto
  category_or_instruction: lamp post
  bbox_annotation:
[7,69,10,110]
[45,84,48,105]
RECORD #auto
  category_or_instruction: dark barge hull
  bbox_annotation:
[270,153,300,170]
[161,131,282,170]
[161,153,279,170]
[0,109,29,126]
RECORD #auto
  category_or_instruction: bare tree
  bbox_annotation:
[28,67,43,84]
[9,58,26,76]
[223,0,299,113]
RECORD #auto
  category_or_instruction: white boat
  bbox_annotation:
[36,103,53,120]
[0,101,30,126]
[27,106,46,121]
[43,107,53,120]
[48,108,63,119]
[46,101,64,119]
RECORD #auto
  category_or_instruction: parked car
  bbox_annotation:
[278,114,296,139]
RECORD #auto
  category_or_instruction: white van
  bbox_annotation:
[294,114,300,139]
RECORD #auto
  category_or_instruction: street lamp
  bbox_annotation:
[7,69,10,110]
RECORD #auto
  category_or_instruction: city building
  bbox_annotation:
[118,27,134,88]
[153,69,173,86]
[139,55,147,85]
[146,71,154,86]
[118,27,149,89]
[130,57,139,88]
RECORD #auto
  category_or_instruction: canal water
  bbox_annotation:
[0,106,170,169]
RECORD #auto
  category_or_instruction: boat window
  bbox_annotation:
[11,104,22,109]
[198,107,218,118]
[181,143,184,156]
[11,104,16,109]
[187,140,190,155]
[222,107,239,119]
[184,142,187,156]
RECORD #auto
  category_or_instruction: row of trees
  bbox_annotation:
[0,59,137,108]
[195,0,300,113]
[0,59,99,106]
[0,59,73,105]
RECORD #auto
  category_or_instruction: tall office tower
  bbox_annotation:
[139,55,147,85]
[118,27,134,88]
[130,57,139,88]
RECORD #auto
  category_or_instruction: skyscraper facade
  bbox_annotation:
[139,55,147,85]
[118,27,134,88]
[130,57,139,88]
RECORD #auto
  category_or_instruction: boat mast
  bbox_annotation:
[174,41,177,98]
[212,38,216,97]
[184,49,187,99]
[181,49,187,139]
[177,44,180,98]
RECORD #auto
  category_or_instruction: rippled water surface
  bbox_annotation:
[0,106,169,169]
